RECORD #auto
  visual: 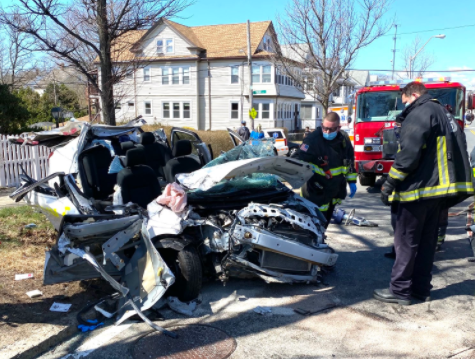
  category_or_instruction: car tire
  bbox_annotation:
[359,173,376,187]
[161,245,202,302]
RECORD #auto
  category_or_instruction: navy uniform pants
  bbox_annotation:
[390,198,443,299]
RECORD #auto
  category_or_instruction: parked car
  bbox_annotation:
[10,120,337,333]
[227,127,289,156]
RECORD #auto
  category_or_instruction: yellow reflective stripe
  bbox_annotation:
[389,182,474,202]
[308,163,347,177]
[472,168,475,178]
[389,167,407,181]
[332,198,341,205]
[437,136,450,186]
[346,173,357,181]
[318,203,330,211]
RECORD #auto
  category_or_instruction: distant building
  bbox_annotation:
[95,19,305,130]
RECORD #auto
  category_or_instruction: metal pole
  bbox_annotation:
[247,20,254,129]
[207,60,212,130]
[391,25,397,80]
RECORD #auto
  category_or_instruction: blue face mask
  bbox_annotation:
[323,131,337,141]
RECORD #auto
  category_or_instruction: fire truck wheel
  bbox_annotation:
[359,173,376,187]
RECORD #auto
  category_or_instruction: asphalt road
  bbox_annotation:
[38,176,475,359]
[465,124,475,155]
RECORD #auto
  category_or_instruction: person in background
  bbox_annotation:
[304,126,311,138]
[238,120,250,141]
[294,112,357,228]
[250,124,265,140]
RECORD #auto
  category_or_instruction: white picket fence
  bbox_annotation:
[0,135,52,187]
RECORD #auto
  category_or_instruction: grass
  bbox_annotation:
[0,206,55,276]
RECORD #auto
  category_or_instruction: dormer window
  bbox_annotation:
[157,40,164,54]
[263,36,272,51]
[157,38,174,54]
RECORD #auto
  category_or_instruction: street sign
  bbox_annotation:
[253,90,266,94]
[249,107,257,119]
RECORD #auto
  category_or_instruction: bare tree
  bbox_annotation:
[274,0,392,116]
[400,37,434,79]
[0,0,192,125]
[0,24,37,90]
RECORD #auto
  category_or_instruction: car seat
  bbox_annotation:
[138,132,172,180]
[79,145,116,200]
[117,148,161,208]
[164,140,202,183]
[120,141,136,152]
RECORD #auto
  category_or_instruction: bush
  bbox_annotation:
[143,124,235,158]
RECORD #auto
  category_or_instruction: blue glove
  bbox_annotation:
[348,183,357,198]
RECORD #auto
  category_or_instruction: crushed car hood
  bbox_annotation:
[176,157,315,191]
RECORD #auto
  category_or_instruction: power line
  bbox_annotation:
[348,68,475,73]
[382,23,475,37]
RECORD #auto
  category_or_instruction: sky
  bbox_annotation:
[2,0,475,89]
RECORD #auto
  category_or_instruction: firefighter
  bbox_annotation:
[295,112,357,228]
[374,82,474,305]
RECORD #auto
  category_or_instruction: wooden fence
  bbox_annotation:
[0,135,52,187]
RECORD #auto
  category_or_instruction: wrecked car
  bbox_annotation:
[10,118,337,333]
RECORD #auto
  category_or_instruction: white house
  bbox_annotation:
[100,19,305,131]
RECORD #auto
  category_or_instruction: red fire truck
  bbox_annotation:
[353,77,466,186]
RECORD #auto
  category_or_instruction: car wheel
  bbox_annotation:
[161,245,202,302]
[359,173,376,186]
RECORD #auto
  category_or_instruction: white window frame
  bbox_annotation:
[162,102,170,118]
[172,102,181,118]
[165,38,174,53]
[161,100,193,120]
[230,100,240,120]
[157,39,164,54]
[144,100,152,116]
[172,68,180,85]
[230,66,239,84]
[252,65,261,83]
[143,67,151,82]
[183,67,190,85]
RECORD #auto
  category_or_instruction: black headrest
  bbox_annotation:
[173,140,192,157]
[125,148,146,167]
[120,141,135,151]
[140,132,155,145]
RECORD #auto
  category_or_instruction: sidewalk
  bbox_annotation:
[0,187,20,208]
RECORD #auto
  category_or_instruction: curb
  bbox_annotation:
[15,324,77,359]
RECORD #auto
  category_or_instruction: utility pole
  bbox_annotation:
[247,20,254,129]
[391,24,397,80]
[207,60,212,130]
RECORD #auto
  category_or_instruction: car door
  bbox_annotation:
[226,127,244,147]
[170,127,212,165]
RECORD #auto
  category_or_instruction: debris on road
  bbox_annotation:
[78,319,104,332]
[294,308,310,315]
[332,208,378,227]
[50,302,72,312]
[253,306,272,315]
[15,273,34,281]
[168,296,198,316]
[24,223,37,229]
[26,289,43,298]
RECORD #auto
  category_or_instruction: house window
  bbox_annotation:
[262,66,271,83]
[333,87,340,97]
[163,103,170,118]
[115,102,121,110]
[252,65,260,83]
[162,68,169,85]
[183,103,191,118]
[144,101,152,115]
[172,68,179,85]
[183,67,190,84]
[157,40,164,54]
[166,39,174,53]
[253,103,260,119]
[262,103,270,119]
[143,67,150,82]
[263,36,272,51]
[231,66,239,84]
[231,102,239,119]
[128,102,134,108]
[173,103,180,118]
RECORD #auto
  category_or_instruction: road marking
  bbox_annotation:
[470,130,475,136]
[60,322,133,359]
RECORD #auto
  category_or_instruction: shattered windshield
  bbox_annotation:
[356,88,465,123]
[204,138,276,168]
[189,138,281,196]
